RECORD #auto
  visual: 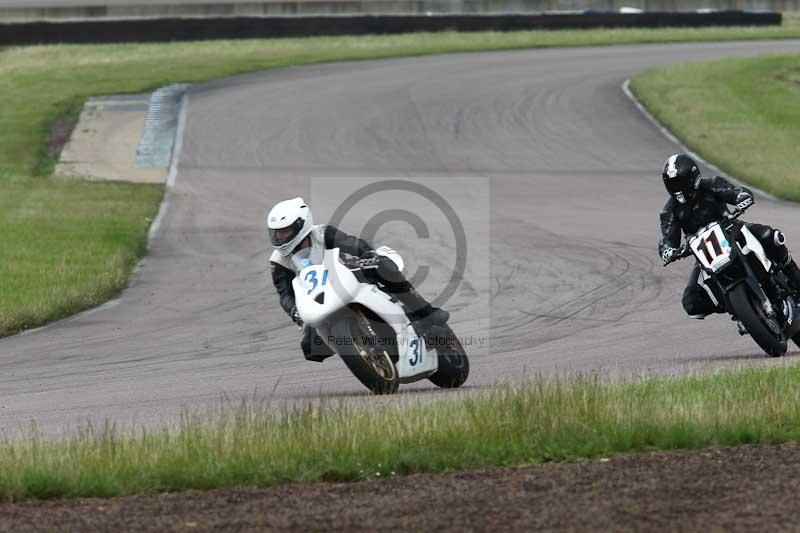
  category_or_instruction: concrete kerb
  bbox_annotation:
[147,90,189,245]
[56,83,189,186]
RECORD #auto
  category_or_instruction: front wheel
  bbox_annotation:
[331,312,399,395]
[427,325,469,388]
[729,284,787,357]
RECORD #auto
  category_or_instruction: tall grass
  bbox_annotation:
[3,364,800,502]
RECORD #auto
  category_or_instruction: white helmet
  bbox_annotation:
[266,197,313,257]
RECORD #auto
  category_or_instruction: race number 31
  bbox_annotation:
[304,269,329,294]
[409,338,422,366]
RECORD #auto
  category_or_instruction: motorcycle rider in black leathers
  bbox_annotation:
[659,154,800,319]
[267,197,450,362]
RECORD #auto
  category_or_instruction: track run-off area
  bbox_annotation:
[2,40,800,435]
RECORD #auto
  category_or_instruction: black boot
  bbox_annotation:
[782,257,800,292]
[395,287,450,335]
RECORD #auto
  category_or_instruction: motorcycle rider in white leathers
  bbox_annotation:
[267,197,450,362]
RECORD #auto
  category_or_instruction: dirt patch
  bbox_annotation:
[2,442,800,531]
[775,69,800,89]
[46,114,78,163]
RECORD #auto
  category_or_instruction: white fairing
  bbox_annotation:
[739,225,772,273]
[292,248,437,381]
[696,269,718,307]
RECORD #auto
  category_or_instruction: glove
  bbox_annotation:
[661,247,678,265]
[357,256,381,269]
[356,250,382,268]
[290,307,303,328]
[735,193,754,212]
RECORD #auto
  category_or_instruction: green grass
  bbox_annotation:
[0,180,163,334]
[2,19,799,333]
[3,364,800,501]
[631,53,800,200]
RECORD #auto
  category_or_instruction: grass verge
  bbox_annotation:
[3,364,800,501]
[630,53,800,200]
[0,180,163,333]
[2,17,800,335]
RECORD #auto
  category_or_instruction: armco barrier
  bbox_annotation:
[0,11,781,45]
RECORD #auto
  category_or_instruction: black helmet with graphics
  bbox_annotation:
[662,153,701,204]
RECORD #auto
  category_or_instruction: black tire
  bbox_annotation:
[427,325,470,388]
[330,312,399,395]
[729,284,787,357]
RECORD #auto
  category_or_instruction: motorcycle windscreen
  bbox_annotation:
[290,241,324,271]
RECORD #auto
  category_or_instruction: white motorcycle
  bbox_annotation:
[291,246,469,394]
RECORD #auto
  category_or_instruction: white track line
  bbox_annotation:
[621,78,778,202]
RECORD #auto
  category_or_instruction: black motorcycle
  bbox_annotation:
[666,208,800,357]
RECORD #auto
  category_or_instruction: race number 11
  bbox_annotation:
[696,231,724,264]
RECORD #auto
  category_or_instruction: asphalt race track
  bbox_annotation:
[2,40,800,435]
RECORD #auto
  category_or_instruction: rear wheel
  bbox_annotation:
[427,325,469,388]
[729,284,787,357]
[331,311,399,395]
